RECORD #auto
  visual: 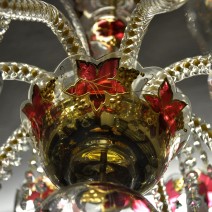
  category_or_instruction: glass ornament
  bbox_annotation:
[20,54,191,194]
[40,182,156,212]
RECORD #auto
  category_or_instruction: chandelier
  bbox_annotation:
[0,0,212,211]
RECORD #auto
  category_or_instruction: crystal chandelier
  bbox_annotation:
[0,0,211,211]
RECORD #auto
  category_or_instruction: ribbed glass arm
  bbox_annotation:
[0,0,86,56]
[0,62,52,83]
[152,179,171,212]
[164,54,212,82]
[0,125,30,183]
[191,114,212,152]
[59,0,90,55]
[120,0,188,68]
[0,16,10,42]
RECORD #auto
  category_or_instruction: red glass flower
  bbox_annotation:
[144,78,187,136]
[22,85,52,140]
[97,19,125,40]
[66,58,126,110]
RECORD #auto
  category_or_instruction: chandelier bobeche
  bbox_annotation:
[0,0,212,211]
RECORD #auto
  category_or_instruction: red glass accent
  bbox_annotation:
[22,85,52,140]
[199,172,212,208]
[66,58,126,110]
[94,19,125,41]
[144,79,187,136]
[165,179,181,211]
[104,191,151,211]
[27,179,55,201]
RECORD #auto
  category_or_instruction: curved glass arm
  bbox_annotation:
[0,125,30,183]
[191,114,212,152]
[152,179,171,212]
[0,0,86,56]
[0,62,52,83]
[119,0,188,68]
[165,54,212,82]
[0,16,10,42]
[59,0,90,56]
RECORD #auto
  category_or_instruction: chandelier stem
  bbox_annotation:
[99,149,108,182]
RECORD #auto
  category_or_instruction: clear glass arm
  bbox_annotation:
[59,0,90,55]
[0,62,52,83]
[119,0,188,68]
[191,114,212,152]
[0,16,10,42]
[165,54,212,82]
[0,125,30,184]
[0,0,86,57]
[152,179,172,212]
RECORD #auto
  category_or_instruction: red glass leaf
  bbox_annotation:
[22,103,35,121]
[163,100,186,122]
[98,58,119,80]
[90,94,105,110]
[67,81,90,95]
[144,94,160,113]
[22,84,52,140]
[144,78,187,136]
[97,80,125,94]
[159,79,173,107]
[77,60,96,81]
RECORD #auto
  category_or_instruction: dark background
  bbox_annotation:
[0,1,211,211]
